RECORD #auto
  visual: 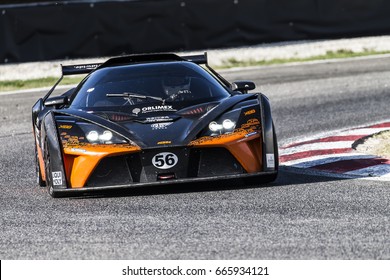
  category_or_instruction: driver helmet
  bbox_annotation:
[162,75,191,99]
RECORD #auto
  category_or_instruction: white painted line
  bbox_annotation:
[280,141,355,156]
[337,127,390,136]
[282,153,376,168]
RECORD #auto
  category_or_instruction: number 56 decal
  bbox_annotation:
[152,152,178,169]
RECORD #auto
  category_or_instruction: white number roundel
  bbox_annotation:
[152,152,178,169]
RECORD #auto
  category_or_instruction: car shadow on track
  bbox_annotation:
[68,168,348,200]
[276,166,351,186]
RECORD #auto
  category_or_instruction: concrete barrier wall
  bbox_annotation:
[1,0,390,63]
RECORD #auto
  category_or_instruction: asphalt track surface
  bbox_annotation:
[1,56,390,259]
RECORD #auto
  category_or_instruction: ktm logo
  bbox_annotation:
[244,109,256,116]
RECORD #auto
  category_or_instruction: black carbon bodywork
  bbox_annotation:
[51,171,278,198]
[54,93,256,148]
[32,53,278,197]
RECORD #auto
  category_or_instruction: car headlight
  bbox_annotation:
[100,130,113,141]
[87,130,113,142]
[206,110,240,136]
[86,130,99,142]
[209,121,223,132]
[80,124,125,144]
[208,119,236,134]
[222,119,235,130]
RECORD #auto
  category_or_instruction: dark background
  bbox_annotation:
[1,0,390,63]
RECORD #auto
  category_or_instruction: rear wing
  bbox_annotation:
[182,53,208,64]
[61,53,208,76]
[61,63,101,76]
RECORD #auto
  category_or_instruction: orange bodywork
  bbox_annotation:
[189,130,262,173]
[36,141,46,181]
[62,144,140,188]
[60,132,262,188]
[39,133,261,189]
[38,118,263,189]
[189,118,263,173]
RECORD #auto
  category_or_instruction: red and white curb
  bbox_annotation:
[279,121,390,180]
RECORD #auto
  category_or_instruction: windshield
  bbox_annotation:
[70,61,230,111]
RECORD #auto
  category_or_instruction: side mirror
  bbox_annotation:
[231,81,256,93]
[44,96,69,108]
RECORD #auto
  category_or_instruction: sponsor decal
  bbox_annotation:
[52,171,63,186]
[241,118,260,129]
[266,154,275,168]
[152,152,178,169]
[157,141,172,145]
[74,64,100,70]
[245,131,258,138]
[144,116,174,123]
[151,122,173,130]
[132,108,141,115]
[59,125,72,129]
[178,89,191,94]
[247,118,260,125]
[141,105,176,113]
[71,148,87,153]
[244,109,256,116]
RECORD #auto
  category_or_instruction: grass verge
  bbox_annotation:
[355,131,390,159]
[0,76,83,92]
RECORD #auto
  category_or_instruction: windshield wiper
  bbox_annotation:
[106,93,164,103]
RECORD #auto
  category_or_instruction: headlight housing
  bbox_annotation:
[205,109,240,136]
[58,121,129,145]
[77,123,127,144]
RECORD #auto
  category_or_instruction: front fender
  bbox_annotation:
[42,111,68,190]
[259,94,278,172]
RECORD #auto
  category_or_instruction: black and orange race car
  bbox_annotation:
[32,53,278,197]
